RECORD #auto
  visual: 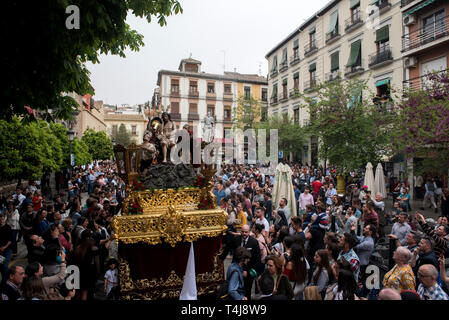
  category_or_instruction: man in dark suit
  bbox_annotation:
[220,224,262,299]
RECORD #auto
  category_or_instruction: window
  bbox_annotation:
[376,79,390,98]
[309,63,317,83]
[207,83,215,94]
[189,81,198,94]
[282,79,288,98]
[261,88,267,101]
[132,125,137,135]
[244,86,251,99]
[294,109,299,124]
[207,105,215,117]
[171,102,179,114]
[189,103,197,114]
[331,51,339,71]
[293,39,299,59]
[351,5,361,22]
[376,26,390,53]
[310,31,316,49]
[224,84,232,94]
[224,108,231,121]
[171,79,179,93]
[423,10,446,43]
[293,72,299,89]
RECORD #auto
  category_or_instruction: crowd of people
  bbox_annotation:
[0,161,125,300]
[1,160,448,301]
[215,163,449,300]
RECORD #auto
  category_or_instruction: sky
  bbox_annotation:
[86,0,331,106]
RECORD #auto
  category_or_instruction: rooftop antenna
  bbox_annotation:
[189,52,192,58]
[220,50,226,73]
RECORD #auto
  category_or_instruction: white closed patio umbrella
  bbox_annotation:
[374,163,387,199]
[363,162,376,200]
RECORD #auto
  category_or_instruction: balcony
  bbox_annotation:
[401,15,449,56]
[369,0,391,16]
[270,96,278,106]
[403,68,449,91]
[325,71,341,82]
[289,87,300,99]
[325,29,340,45]
[170,113,182,121]
[188,90,199,98]
[279,93,289,103]
[270,69,278,79]
[344,62,365,78]
[345,13,363,33]
[368,48,393,68]
[304,42,318,57]
[223,91,233,101]
[170,88,180,97]
[304,79,318,93]
[187,113,199,121]
[279,61,289,73]
[290,53,300,66]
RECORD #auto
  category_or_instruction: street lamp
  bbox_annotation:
[67,129,75,178]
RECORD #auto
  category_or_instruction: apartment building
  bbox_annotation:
[401,0,449,89]
[156,58,268,143]
[266,0,404,164]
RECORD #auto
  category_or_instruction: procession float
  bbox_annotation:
[112,110,227,300]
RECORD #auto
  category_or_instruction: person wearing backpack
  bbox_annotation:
[223,246,251,300]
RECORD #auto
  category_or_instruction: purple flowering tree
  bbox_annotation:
[393,70,449,175]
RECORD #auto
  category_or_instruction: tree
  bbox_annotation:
[82,129,114,160]
[392,70,449,176]
[3,1,183,122]
[299,76,394,174]
[112,123,133,147]
[72,138,92,166]
[233,95,262,130]
[256,114,307,161]
[0,119,63,182]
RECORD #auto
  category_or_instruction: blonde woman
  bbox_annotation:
[382,246,416,292]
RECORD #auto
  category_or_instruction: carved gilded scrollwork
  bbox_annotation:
[118,252,225,300]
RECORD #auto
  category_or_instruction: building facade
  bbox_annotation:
[104,113,147,145]
[266,0,404,165]
[155,58,268,144]
[401,0,449,89]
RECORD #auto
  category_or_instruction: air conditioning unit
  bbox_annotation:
[404,56,418,68]
[403,15,416,26]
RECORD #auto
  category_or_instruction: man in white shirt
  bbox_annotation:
[274,198,291,225]
[388,212,411,246]
[253,208,269,239]
[326,183,337,206]
[12,188,26,209]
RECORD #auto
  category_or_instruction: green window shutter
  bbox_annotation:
[293,72,299,79]
[281,48,287,63]
[347,40,361,67]
[331,51,339,71]
[350,0,360,9]
[309,26,316,34]
[309,63,316,72]
[376,26,389,43]
[327,11,339,34]
[293,39,299,49]
[403,0,435,17]
[370,0,379,4]
[271,84,278,97]
[271,56,278,71]
[376,78,390,87]
[282,78,288,85]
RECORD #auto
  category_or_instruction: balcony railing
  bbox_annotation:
[402,15,449,53]
[188,90,199,98]
[344,61,364,77]
[290,53,300,66]
[279,93,289,102]
[279,62,289,73]
[345,13,363,32]
[369,0,391,15]
[289,87,300,98]
[188,113,199,120]
[304,42,318,57]
[403,68,449,91]
[325,71,341,82]
[270,69,278,78]
[304,79,318,92]
[325,29,340,44]
[270,96,278,105]
[368,48,393,68]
